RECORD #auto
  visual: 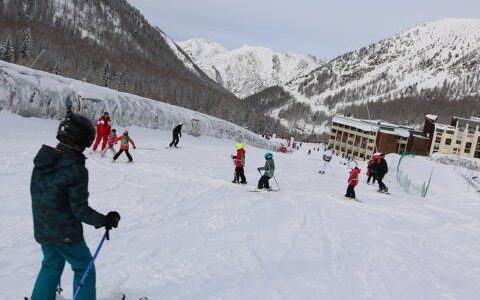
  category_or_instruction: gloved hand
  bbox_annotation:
[104,211,121,230]
[133,146,136,149]
[230,155,235,159]
[257,168,261,172]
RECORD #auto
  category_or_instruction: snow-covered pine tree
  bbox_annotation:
[1,37,16,63]
[102,61,112,87]
[21,28,33,58]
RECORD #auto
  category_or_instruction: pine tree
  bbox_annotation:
[102,61,112,87]
[1,37,15,63]
[21,28,33,58]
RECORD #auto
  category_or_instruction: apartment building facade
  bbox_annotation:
[430,116,480,159]
[328,115,421,160]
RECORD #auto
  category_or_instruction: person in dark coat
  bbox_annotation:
[30,112,120,300]
[376,154,389,192]
[169,122,183,148]
[367,156,379,184]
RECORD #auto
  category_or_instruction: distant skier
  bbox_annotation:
[169,122,183,148]
[319,146,333,174]
[101,128,117,158]
[92,111,111,151]
[346,165,361,199]
[113,130,136,163]
[257,153,275,190]
[376,153,389,193]
[308,149,312,155]
[30,111,120,300]
[366,157,377,184]
[231,143,247,184]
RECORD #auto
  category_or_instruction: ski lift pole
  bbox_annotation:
[72,230,109,300]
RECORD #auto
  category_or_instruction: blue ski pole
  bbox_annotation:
[72,230,109,300]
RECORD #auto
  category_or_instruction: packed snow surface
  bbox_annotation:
[1,112,480,300]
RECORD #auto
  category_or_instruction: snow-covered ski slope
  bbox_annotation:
[0,61,280,151]
[1,112,480,300]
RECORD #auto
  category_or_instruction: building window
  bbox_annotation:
[445,138,451,145]
[465,142,472,154]
[456,140,462,145]
[367,146,374,150]
[435,137,441,143]
[347,141,353,145]
[353,151,359,157]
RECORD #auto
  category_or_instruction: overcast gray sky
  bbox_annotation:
[128,0,480,60]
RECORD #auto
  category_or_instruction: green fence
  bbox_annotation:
[396,153,433,198]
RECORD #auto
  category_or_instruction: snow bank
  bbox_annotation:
[0,61,281,150]
[431,153,480,171]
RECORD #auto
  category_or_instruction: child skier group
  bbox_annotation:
[231,143,276,191]
[342,152,389,201]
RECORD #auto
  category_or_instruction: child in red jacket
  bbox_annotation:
[113,130,136,162]
[346,166,361,199]
[231,143,247,184]
[101,129,117,158]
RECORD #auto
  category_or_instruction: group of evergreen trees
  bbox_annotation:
[0,29,33,64]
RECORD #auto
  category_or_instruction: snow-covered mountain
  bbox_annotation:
[248,18,480,133]
[0,0,288,135]
[178,38,325,98]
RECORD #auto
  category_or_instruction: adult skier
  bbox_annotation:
[257,153,275,190]
[377,153,389,193]
[366,157,377,184]
[113,130,136,163]
[231,143,247,184]
[92,112,111,151]
[319,146,333,174]
[169,122,183,148]
[30,111,120,300]
[345,165,361,199]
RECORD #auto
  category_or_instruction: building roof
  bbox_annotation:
[379,127,411,138]
[435,123,455,131]
[332,115,379,132]
[425,114,438,121]
[332,115,414,137]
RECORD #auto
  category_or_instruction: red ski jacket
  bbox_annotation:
[235,148,246,168]
[348,168,361,186]
[96,116,111,136]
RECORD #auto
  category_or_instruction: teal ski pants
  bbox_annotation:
[31,241,96,300]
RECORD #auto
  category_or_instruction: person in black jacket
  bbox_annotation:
[376,153,389,193]
[169,122,183,148]
[30,112,120,300]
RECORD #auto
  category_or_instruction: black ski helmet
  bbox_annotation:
[56,112,96,149]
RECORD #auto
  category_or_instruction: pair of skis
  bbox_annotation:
[25,294,148,300]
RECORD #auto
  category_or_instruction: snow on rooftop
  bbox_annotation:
[332,115,379,132]
[426,114,439,121]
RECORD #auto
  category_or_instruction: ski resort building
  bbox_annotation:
[328,115,431,160]
[429,116,480,158]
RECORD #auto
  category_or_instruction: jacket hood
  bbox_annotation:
[33,144,85,170]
